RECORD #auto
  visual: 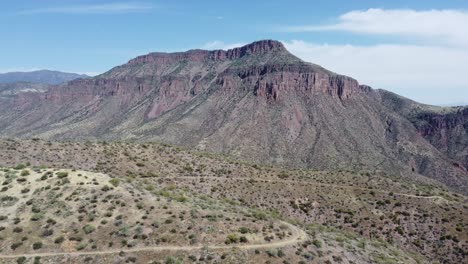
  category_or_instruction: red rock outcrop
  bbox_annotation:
[0,40,466,195]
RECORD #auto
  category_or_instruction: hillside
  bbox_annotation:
[0,70,88,85]
[378,90,468,170]
[0,82,48,98]
[0,139,465,263]
[0,40,466,195]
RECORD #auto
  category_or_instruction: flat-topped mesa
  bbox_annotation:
[216,40,286,60]
[128,40,287,65]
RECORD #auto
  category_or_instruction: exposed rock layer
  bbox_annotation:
[0,40,466,193]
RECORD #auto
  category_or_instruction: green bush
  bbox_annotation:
[56,172,69,178]
[312,239,323,248]
[20,170,30,176]
[266,249,277,257]
[32,242,43,250]
[14,164,26,170]
[54,236,65,244]
[31,213,44,221]
[83,224,96,234]
[239,227,250,234]
[76,242,87,250]
[11,241,23,250]
[225,233,240,244]
[109,178,120,187]
[165,256,182,264]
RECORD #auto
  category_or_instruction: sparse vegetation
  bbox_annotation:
[0,140,462,264]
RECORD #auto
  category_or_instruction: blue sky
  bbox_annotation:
[1,0,468,105]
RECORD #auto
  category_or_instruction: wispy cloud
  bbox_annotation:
[280,9,468,47]
[20,2,154,15]
[283,40,468,105]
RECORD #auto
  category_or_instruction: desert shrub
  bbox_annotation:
[266,249,277,257]
[21,188,30,194]
[54,236,65,244]
[395,226,404,235]
[0,195,18,204]
[20,170,30,176]
[225,233,240,244]
[109,178,120,187]
[56,172,68,178]
[182,164,193,172]
[14,164,26,170]
[32,241,43,250]
[312,239,322,248]
[41,229,53,237]
[11,241,23,250]
[164,256,182,264]
[16,256,26,264]
[176,195,188,203]
[239,227,250,234]
[83,224,96,234]
[31,213,44,221]
[126,257,137,263]
[76,242,87,250]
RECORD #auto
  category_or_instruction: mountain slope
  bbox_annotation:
[0,70,88,85]
[0,139,459,263]
[0,40,466,194]
[0,82,48,98]
[379,89,468,170]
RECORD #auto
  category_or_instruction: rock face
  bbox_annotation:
[0,40,466,193]
[414,108,468,167]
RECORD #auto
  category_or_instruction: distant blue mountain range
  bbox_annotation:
[0,70,89,85]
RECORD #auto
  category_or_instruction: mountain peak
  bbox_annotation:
[224,40,286,56]
[127,40,289,65]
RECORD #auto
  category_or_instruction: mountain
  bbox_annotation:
[0,82,48,98]
[0,40,466,194]
[379,90,468,170]
[0,70,88,85]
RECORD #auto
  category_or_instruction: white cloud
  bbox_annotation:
[283,40,468,105]
[201,41,246,50]
[21,2,154,15]
[282,9,468,47]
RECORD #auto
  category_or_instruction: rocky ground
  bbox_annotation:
[0,139,465,263]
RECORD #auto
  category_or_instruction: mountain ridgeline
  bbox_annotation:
[0,40,466,193]
[0,70,88,85]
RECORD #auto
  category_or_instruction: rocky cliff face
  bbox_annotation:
[0,40,466,193]
[412,107,468,170]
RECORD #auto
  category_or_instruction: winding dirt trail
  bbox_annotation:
[0,222,307,259]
